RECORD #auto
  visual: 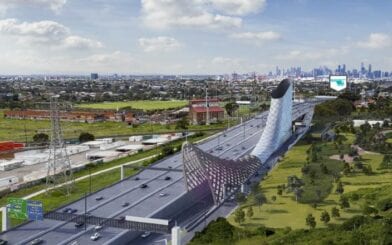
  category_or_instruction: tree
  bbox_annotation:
[175,116,189,130]
[362,165,373,175]
[336,181,344,194]
[33,133,49,145]
[340,196,350,209]
[234,209,245,224]
[79,132,95,143]
[306,214,316,229]
[362,205,378,216]
[320,210,331,224]
[224,102,239,117]
[246,206,254,219]
[235,192,246,204]
[251,183,261,195]
[331,207,340,218]
[254,193,266,210]
[321,163,329,174]
[161,145,174,156]
[271,195,277,202]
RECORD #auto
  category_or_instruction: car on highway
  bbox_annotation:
[90,232,101,241]
[122,202,130,207]
[0,239,7,245]
[140,183,148,188]
[164,176,171,181]
[63,208,71,213]
[215,146,223,151]
[94,225,102,231]
[68,208,77,214]
[75,221,84,228]
[95,196,104,201]
[159,193,167,197]
[141,232,151,238]
[134,177,140,181]
[69,241,79,245]
[30,238,43,245]
[118,216,126,222]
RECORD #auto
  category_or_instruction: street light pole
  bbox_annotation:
[89,168,92,194]
[84,192,87,231]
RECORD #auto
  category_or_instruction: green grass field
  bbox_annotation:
[76,100,188,111]
[0,110,229,142]
[228,133,392,230]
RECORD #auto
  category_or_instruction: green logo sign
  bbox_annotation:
[7,198,28,220]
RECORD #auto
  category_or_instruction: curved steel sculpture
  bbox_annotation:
[182,143,261,204]
[251,79,293,162]
[182,79,298,204]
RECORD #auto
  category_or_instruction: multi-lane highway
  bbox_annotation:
[0,101,317,245]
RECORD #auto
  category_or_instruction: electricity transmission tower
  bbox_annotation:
[46,95,73,195]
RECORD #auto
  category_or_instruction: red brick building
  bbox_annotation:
[0,141,25,153]
[4,109,133,123]
[189,98,224,125]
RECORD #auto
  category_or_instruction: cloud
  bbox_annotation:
[141,0,242,29]
[210,0,266,16]
[63,36,103,49]
[0,0,67,14]
[275,48,347,61]
[0,18,102,50]
[357,33,392,49]
[230,31,281,42]
[138,36,181,52]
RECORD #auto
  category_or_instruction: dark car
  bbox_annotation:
[30,238,43,245]
[118,216,126,222]
[134,177,140,181]
[122,202,130,207]
[140,184,148,188]
[0,239,8,245]
[164,176,171,181]
[95,196,104,201]
[75,221,84,228]
[70,209,78,214]
[63,208,71,213]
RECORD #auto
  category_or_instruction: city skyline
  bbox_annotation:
[0,0,391,74]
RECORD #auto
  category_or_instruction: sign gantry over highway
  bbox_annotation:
[7,198,27,220]
[7,198,43,221]
[27,200,44,221]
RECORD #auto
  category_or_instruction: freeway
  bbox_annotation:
[0,101,317,245]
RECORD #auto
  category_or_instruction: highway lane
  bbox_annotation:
[0,102,315,245]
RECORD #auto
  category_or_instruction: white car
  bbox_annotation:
[141,232,151,238]
[159,193,167,197]
[90,232,101,241]
[94,225,102,231]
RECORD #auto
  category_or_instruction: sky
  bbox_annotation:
[0,0,391,75]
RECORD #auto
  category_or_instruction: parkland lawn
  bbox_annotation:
[228,133,392,230]
[76,100,188,111]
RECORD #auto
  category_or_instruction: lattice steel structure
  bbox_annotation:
[182,143,261,204]
[46,95,73,195]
